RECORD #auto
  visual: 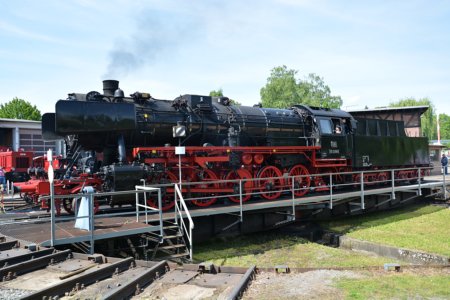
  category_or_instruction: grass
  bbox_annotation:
[194,231,400,268]
[321,203,450,257]
[336,273,450,300]
[320,203,445,234]
[346,208,450,257]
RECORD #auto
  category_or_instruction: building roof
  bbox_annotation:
[348,106,429,115]
[0,118,41,129]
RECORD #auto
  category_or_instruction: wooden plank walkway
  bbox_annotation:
[0,214,160,247]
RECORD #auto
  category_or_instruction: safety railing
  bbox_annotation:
[3,180,15,195]
[174,183,194,261]
[135,185,164,239]
[40,187,163,254]
[162,166,437,222]
[17,166,445,257]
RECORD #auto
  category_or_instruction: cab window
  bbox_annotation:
[319,119,333,134]
[332,118,343,135]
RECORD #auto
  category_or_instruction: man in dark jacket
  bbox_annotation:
[442,153,448,175]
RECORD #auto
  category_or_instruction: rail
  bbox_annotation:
[174,183,194,261]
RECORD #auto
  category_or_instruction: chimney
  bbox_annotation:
[103,80,119,96]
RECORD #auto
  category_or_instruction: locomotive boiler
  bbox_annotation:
[33,80,430,213]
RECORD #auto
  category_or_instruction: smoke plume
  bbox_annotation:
[103,10,200,79]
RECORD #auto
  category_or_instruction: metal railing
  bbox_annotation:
[135,185,163,238]
[174,183,194,261]
[4,180,14,195]
[12,166,446,258]
[41,187,163,254]
[165,166,438,220]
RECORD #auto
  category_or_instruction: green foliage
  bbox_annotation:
[0,98,41,121]
[260,65,343,109]
[260,66,300,109]
[337,274,450,300]
[389,97,436,138]
[209,89,241,106]
[209,89,224,97]
[439,113,450,140]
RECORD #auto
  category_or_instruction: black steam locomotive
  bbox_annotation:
[41,80,429,211]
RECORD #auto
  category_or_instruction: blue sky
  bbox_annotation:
[1,0,449,115]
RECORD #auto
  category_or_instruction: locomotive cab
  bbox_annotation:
[293,105,355,160]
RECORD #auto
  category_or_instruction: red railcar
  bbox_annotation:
[0,147,33,173]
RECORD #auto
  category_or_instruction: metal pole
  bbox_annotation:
[174,185,178,226]
[158,189,163,239]
[50,181,55,247]
[135,188,139,223]
[360,171,365,210]
[239,180,243,223]
[391,169,396,200]
[291,176,295,221]
[443,170,447,200]
[189,225,193,262]
[329,173,333,210]
[418,168,422,196]
[89,193,94,255]
[145,190,149,224]
[48,149,56,247]
[178,138,182,189]
[6,180,9,195]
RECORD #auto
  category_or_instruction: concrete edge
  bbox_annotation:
[339,236,450,265]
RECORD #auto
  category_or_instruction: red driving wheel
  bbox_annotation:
[224,169,253,203]
[288,164,310,197]
[257,166,284,200]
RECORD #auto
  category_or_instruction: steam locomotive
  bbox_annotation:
[19,80,429,213]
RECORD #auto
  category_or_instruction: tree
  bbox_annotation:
[388,97,436,139]
[0,98,41,121]
[439,113,450,140]
[209,89,241,106]
[260,66,300,109]
[209,89,224,97]
[260,65,343,109]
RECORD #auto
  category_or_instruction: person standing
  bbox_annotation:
[441,153,448,175]
[0,167,5,189]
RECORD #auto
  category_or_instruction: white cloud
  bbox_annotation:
[0,20,60,43]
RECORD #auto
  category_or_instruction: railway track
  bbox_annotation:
[0,237,255,300]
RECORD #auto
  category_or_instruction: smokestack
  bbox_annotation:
[103,80,119,96]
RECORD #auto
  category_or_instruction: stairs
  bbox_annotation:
[72,241,91,254]
[142,220,190,263]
